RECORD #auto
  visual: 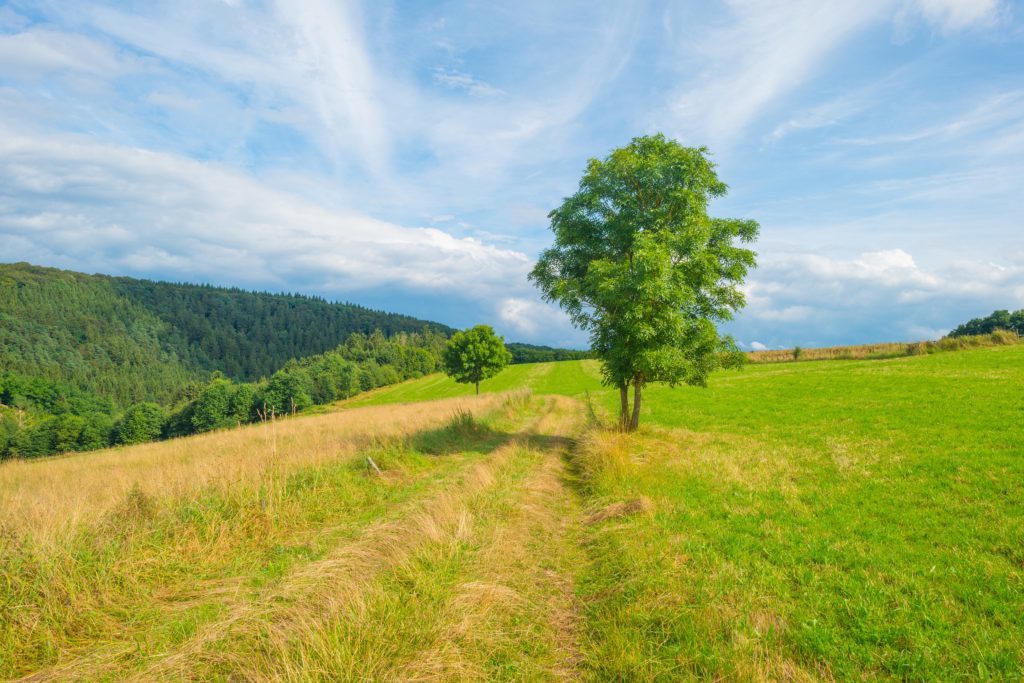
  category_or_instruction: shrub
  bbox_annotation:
[116,403,166,445]
[259,368,313,416]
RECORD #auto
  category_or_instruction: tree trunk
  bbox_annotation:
[475,380,480,395]
[629,381,642,431]
[619,382,630,431]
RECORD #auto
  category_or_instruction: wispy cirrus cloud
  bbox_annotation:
[432,68,505,97]
[902,0,1007,33]
[664,0,1010,149]
[664,0,893,148]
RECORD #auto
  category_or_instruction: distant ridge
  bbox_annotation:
[0,262,452,405]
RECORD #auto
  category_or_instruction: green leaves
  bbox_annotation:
[529,134,758,427]
[442,325,513,392]
[115,403,166,445]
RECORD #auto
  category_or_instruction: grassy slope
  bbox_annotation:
[4,346,1021,680]
[344,346,1024,680]
[346,359,603,406]
[0,394,587,681]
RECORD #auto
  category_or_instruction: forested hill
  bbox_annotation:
[108,275,452,380]
[0,262,451,405]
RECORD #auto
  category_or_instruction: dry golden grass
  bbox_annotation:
[130,442,524,682]
[6,393,532,681]
[116,396,587,682]
[0,394,505,544]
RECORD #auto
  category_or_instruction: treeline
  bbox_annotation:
[0,262,451,406]
[1,330,447,459]
[506,342,592,364]
[949,309,1024,337]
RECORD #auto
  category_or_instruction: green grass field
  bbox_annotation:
[349,345,1024,679]
[2,345,1021,680]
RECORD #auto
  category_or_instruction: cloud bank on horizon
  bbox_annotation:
[0,0,1021,349]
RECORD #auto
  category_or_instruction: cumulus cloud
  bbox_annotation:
[0,129,534,305]
[732,247,1024,348]
[497,297,584,346]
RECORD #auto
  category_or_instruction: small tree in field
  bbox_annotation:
[529,134,758,431]
[443,325,512,395]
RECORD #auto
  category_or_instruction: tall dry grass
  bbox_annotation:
[2,392,535,679]
[747,329,1020,364]
[0,394,505,544]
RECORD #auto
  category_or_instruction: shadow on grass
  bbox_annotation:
[411,409,510,456]
[410,406,577,457]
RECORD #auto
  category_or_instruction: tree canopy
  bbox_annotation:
[949,309,1024,338]
[442,325,512,394]
[529,134,758,430]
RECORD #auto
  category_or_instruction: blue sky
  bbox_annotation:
[1,0,1022,349]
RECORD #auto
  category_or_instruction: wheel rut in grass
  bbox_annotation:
[166,396,586,682]
[397,396,588,681]
[226,394,587,682]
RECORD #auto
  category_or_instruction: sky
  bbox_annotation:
[1,0,1022,349]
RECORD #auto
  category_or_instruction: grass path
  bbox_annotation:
[393,397,587,681]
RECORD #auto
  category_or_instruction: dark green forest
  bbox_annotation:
[949,309,1024,337]
[506,342,592,364]
[109,276,453,382]
[1,262,451,405]
[0,262,587,461]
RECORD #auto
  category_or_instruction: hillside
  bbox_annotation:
[2,345,1022,679]
[0,262,451,404]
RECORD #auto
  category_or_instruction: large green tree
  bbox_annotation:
[443,325,512,395]
[529,134,758,430]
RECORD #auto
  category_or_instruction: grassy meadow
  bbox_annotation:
[1,343,1022,680]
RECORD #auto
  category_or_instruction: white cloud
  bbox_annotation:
[83,1,392,179]
[750,341,768,351]
[276,0,391,177]
[144,90,202,111]
[666,0,891,147]
[665,0,1009,148]
[498,297,571,337]
[906,0,1006,32]
[0,129,532,302]
[433,68,505,97]
[0,28,135,78]
[733,247,1024,346]
[838,91,1024,149]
